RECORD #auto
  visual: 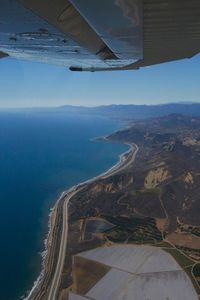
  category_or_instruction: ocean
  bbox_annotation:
[0,110,127,300]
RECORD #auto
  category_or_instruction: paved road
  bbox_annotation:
[47,143,138,300]
[102,143,138,178]
[47,189,78,300]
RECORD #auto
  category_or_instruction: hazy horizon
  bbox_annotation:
[0,101,199,110]
[0,54,200,108]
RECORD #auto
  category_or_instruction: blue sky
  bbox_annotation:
[0,54,200,108]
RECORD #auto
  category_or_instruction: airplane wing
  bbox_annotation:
[0,0,200,71]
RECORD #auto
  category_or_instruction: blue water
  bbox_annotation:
[0,110,127,300]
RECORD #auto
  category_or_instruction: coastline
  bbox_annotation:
[24,138,136,300]
[23,192,66,300]
[23,205,55,299]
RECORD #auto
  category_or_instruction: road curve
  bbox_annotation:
[47,143,139,300]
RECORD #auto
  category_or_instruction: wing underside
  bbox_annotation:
[0,0,200,71]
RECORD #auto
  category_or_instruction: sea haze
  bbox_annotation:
[0,110,128,300]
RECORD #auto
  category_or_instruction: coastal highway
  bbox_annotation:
[47,188,81,300]
[47,143,138,300]
[47,193,67,300]
[102,143,139,179]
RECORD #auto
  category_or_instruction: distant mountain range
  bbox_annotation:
[56,103,200,120]
[7,102,200,120]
